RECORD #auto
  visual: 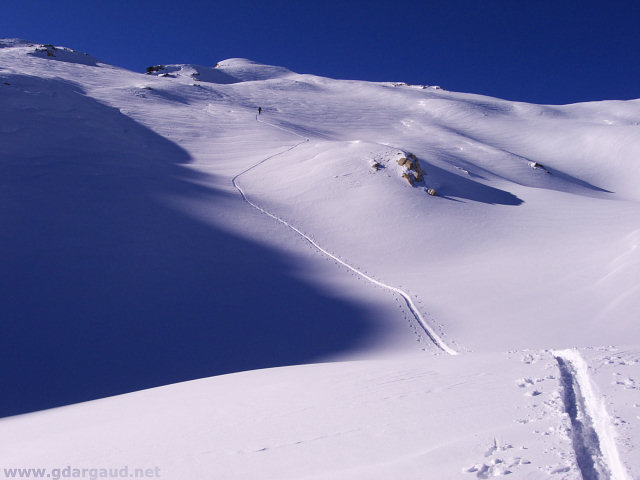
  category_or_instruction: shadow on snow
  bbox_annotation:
[0,76,380,417]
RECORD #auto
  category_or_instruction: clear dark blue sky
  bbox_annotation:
[2,0,639,105]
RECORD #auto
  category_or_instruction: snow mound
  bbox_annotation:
[0,38,37,48]
[213,57,294,82]
[0,39,100,66]
[145,59,293,83]
[145,64,238,84]
[29,45,99,66]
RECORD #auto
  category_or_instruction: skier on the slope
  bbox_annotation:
[258,106,262,115]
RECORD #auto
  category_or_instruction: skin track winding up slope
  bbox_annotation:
[231,115,458,356]
[231,116,632,476]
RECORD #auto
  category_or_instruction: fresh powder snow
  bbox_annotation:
[1,39,638,479]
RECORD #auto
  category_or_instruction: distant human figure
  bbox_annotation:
[258,107,262,115]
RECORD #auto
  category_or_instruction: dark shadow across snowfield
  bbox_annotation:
[0,76,380,417]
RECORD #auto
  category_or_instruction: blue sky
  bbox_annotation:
[2,1,639,103]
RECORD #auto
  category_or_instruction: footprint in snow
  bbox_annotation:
[465,440,530,478]
[614,377,637,389]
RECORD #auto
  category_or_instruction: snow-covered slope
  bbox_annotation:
[1,40,638,479]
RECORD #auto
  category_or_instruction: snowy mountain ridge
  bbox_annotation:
[1,40,639,479]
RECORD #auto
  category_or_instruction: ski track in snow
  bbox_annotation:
[553,349,631,480]
[231,115,458,356]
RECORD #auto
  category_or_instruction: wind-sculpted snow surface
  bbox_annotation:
[1,39,639,478]
[0,354,599,479]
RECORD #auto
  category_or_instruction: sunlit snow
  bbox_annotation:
[1,39,638,479]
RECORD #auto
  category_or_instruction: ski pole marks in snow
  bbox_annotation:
[553,349,631,480]
[232,115,458,355]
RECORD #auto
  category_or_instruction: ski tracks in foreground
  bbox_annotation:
[552,349,631,480]
[231,115,458,356]
[511,348,632,479]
